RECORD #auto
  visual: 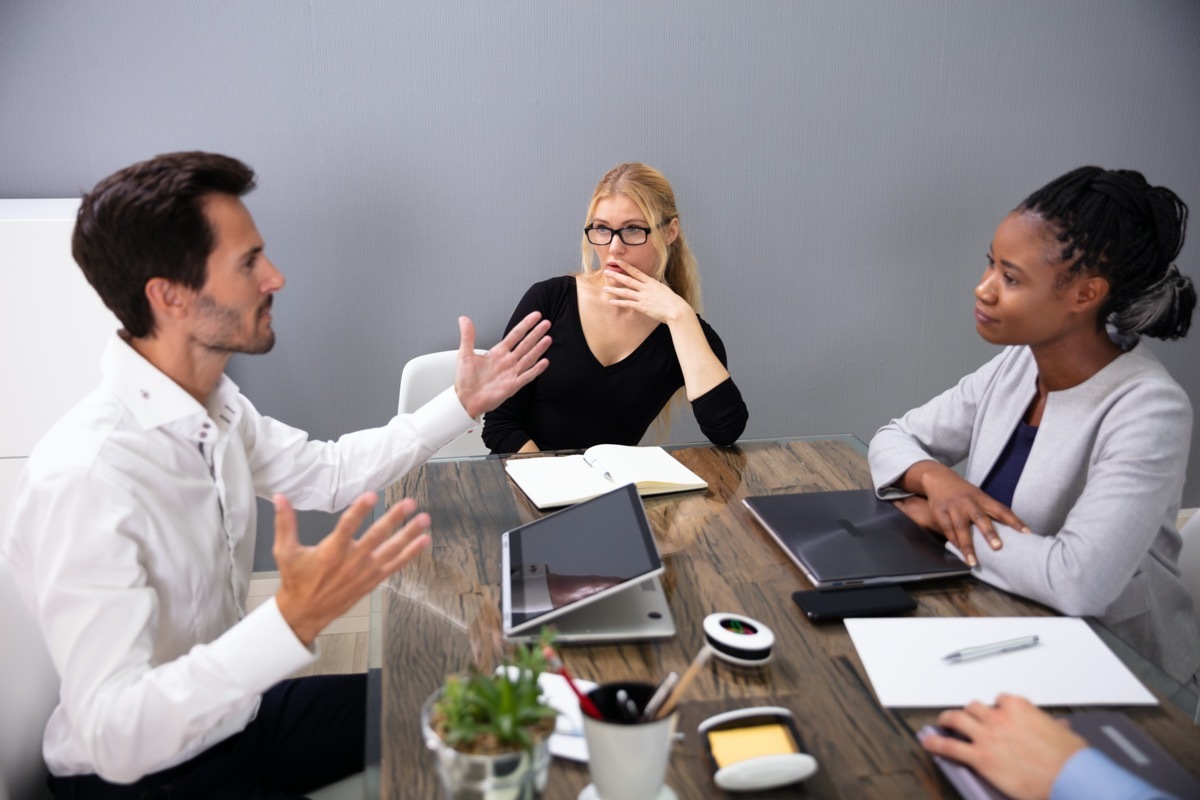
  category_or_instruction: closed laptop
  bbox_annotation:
[743,489,970,588]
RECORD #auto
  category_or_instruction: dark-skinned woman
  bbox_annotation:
[870,167,1198,685]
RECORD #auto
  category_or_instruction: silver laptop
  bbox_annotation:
[743,489,971,588]
[501,483,676,643]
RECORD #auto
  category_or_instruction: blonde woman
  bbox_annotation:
[483,163,747,454]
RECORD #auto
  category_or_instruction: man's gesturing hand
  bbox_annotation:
[274,492,431,646]
[454,312,551,419]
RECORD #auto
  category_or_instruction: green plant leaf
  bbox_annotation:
[433,626,559,753]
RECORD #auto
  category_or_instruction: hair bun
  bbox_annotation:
[1112,264,1197,340]
[1161,264,1191,292]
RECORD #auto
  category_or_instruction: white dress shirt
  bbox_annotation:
[1,334,475,783]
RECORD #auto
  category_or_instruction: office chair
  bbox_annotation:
[398,349,489,459]
[1178,512,1200,620]
[0,559,57,800]
[1175,511,1200,723]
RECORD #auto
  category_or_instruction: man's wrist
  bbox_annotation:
[454,383,486,421]
[276,591,320,647]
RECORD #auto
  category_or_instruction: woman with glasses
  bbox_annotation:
[482,162,747,454]
[869,166,1199,684]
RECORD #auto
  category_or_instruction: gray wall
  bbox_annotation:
[3,1,1198,571]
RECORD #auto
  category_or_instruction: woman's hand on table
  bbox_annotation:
[901,461,1030,567]
[893,495,940,533]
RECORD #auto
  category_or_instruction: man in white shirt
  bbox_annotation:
[0,151,551,799]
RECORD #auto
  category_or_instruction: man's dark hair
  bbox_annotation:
[72,152,257,338]
[1018,166,1195,340]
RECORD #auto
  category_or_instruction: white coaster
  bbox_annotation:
[578,784,677,800]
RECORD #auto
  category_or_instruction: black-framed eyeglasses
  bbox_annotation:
[584,225,653,246]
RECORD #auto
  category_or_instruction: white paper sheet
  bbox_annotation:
[540,672,597,762]
[844,617,1156,708]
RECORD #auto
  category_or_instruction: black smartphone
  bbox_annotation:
[791,585,916,621]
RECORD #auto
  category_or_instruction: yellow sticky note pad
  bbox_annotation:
[707,723,798,768]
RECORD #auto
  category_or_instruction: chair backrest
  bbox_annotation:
[0,558,58,800]
[398,350,489,459]
[1178,512,1200,613]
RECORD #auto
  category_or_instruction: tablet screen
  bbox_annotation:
[503,484,662,633]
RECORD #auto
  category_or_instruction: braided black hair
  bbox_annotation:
[1017,166,1196,340]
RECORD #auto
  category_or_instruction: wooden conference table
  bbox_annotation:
[366,435,1200,799]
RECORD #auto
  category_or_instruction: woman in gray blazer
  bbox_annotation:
[869,167,1199,684]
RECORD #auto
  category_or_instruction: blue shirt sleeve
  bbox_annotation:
[1051,748,1178,800]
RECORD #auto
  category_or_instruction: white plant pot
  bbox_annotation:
[420,690,552,800]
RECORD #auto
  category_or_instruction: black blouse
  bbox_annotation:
[482,276,748,454]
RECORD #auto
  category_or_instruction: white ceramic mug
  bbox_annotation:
[580,682,677,800]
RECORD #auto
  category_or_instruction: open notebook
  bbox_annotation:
[504,444,707,509]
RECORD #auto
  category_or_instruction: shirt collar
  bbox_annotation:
[101,333,242,435]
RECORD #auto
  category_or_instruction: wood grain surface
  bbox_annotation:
[376,437,1200,799]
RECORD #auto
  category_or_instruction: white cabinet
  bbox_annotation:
[0,200,119,533]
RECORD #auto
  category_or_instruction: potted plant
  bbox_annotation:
[421,632,559,800]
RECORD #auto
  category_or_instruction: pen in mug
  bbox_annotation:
[655,645,712,719]
[615,689,639,722]
[641,671,679,722]
[942,635,1040,663]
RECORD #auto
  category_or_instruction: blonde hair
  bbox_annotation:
[579,163,702,313]
[578,163,702,440]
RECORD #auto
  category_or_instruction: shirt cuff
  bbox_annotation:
[875,484,914,501]
[214,597,316,695]
[409,386,479,452]
[1051,747,1165,800]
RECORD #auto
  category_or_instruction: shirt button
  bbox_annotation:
[199,431,207,439]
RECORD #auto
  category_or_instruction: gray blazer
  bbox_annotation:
[869,342,1199,685]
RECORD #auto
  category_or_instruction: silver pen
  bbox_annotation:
[582,455,613,482]
[943,635,1040,663]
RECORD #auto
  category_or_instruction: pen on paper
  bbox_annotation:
[943,635,1040,663]
[582,456,613,482]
